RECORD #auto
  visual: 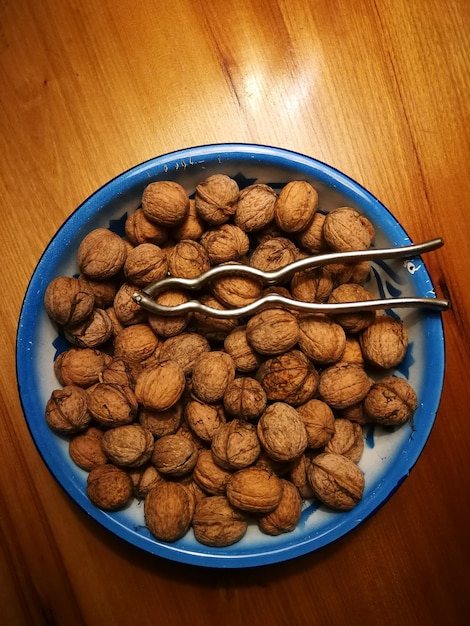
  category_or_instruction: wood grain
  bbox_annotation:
[1,0,469,624]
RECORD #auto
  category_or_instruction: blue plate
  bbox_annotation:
[16,144,445,568]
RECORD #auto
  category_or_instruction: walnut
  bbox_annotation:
[87,383,138,427]
[101,424,154,468]
[125,208,168,246]
[69,427,107,471]
[288,454,315,499]
[191,351,235,403]
[296,212,327,253]
[327,283,376,333]
[298,314,346,364]
[195,174,239,225]
[135,361,186,411]
[138,404,183,437]
[308,452,365,511]
[141,180,189,227]
[192,495,248,547]
[290,269,333,303]
[318,362,372,410]
[45,385,91,434]
[200,224,249,264]
[258,478,303,535]
[349,261,371,285]
[234,183,277,232]
[226,467,282,513]
[224,326,263,373]
[64,308,113,348]
[339,338,365,365]
[155,332,210,374]
[359,315,408,369]
[113,282,148,326]
[185,398,226,443]
[167,240,210,278]
[144,481,193,542]
[86,464,134,511]
[104,306,125,337]
[323,207,375,252]
[192,295,238,340]
[324,418,364,463]
[257,402,307,462]
[114,323,160,364]
[256,350,319,405]
[173,198,205,241]
[211,269,263,308]
[246,308,300,355]
[223,377,267,421]
[151,433,198,477]
[147,290,191,337]
[339,402,368,425]
[123,243,168,287]
[57,348,109,387]
[44,276,95,326]
[211,419,261,470]
[274,180,318,233]
[77,228,127,279]
[131,465,163,499]
[80,276,117,309]
[193,449,233,495]
[364,376,418,426]
[296,399,335,449]
[250,237,298,272]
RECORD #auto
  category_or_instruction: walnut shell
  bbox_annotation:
[256,350,319,405]
[288,454,315,499]
[234,183,277,232]
[290,268,333,303]
[192,495,248,547]
[223,377,267,421]
[308,452,365,511]
[87,383,138,427]
[324,418,364,463]
[57,348,109,387]
[323,207,375,252]
[318,362,371,410]
[359,315,408,369]
[135,361,186,411]
[44,276,95,326]
[64,307,113,348]
[246,308,300,355]
[274,180,318,233]
[144,481,193,542]
[211,419,261,470]
[155,332,210,374]
[200,224,249,264]
[298,314,346,365]
[167,240,210,279]
[113,282,148,326]
[250,237,298,272]
[211,270,263,308]
[102,424,154,468]
[258,478,303,536]
[138,404,183,438]
[86,464,134,511]
[45,385,91,434]
[142,180,189,227]
[193,449,233,495]
[185,398,226,443]
[125,208,168,246]
[69,427,107,471]
[151,433,198,477]
[257,402,308,462]
[77,228,127,279]
[123,243,168,287]
[296,212,327,253]
[114,323,160,364]
[226,467,282,513]
[195,174,239,225]
[191,351,235,403]
[364,376,418,426]
[296,399,335,449]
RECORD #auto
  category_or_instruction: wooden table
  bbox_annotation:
[1,1,469,624]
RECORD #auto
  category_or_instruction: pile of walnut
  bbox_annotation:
[44,175,418,547]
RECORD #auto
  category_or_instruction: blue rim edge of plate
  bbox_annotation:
[15,143,446,568]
